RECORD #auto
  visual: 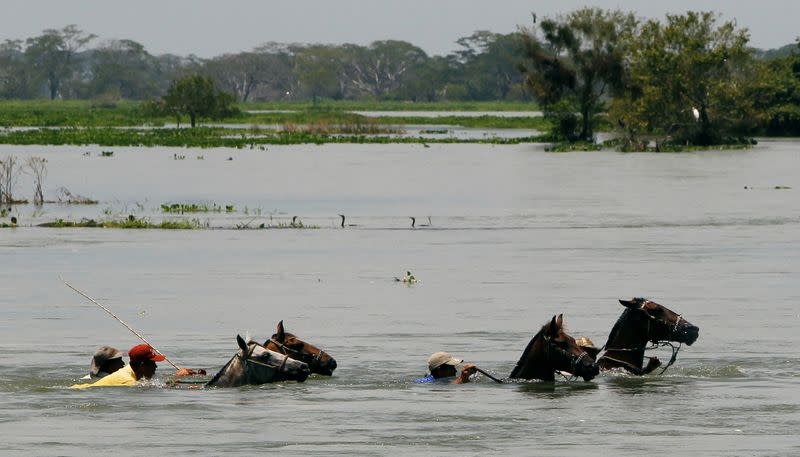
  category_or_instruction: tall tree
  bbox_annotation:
[89,39,160,99]
[747,40,800,136]
[24,25,96,99]
[612,11,755,146]
[455,31,526,100]
[520,8,637,140]
[291,45,347,102]
[204,50,292,102]
[342,40,428,97]
[153,75,238,127]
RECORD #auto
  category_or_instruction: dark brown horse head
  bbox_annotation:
[509,314,599,382]
[619,298,699,346]
[598,298,700,375]
[265,321,338,376]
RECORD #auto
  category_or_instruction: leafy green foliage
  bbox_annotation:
[611,12,755,146]
[520,8,637,141]
[148,75,239,127]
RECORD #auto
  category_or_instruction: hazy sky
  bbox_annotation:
[2,0,798,57]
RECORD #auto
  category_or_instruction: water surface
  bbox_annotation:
[1,141,798,456]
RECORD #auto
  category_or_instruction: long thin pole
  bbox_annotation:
[474,366,504,384]
[60,276,180,370]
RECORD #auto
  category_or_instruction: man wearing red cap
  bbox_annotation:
[71,344,170,388]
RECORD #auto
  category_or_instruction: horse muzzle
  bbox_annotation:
[580,363,600,381]
[676,323,699,346]
[313,357,337,376]
[294,364,311,382]
[574,357,600,381]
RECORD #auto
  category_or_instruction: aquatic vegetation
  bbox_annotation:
[38,215,203,229]
[546,141,603,152]
[0,125,550,147]
[54,187,98,204]
[420,129,450,134]
[261,221,319,229]
[161,202,232,213]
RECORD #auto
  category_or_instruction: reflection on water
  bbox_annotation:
[1,141,799,455]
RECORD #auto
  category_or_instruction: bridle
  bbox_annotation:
[239,342,290,377]
[266,337,328,368]
[602,303,683,374]
[542,334,590,381]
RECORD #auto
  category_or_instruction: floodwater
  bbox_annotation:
[351,110,543,118]
[244,110,544,118]
[1,140,799,456]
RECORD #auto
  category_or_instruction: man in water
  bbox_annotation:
[71,344,195,388]
[79,346,125,380]
[415,352,477,384]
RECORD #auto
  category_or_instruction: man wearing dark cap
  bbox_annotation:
[71,344,167,389]
[80,346,125,380]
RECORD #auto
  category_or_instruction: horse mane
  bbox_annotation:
[509,326,545,378]
[603,308,633,349]
[205,352,239,387]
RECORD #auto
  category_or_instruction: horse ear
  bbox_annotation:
[276,320,286,341]
[236,334,248,352]
[556,314,564,328]
[619,299,638,310]
[548,315,559,336]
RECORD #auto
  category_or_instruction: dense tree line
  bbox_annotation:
[520,9,800,145]
[0,26,527,103]
[1,13,799,144]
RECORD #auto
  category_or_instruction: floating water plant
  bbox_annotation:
[55,187,98,204]
[420,129,449,134]
[161,202,231,213]
[38,215,203,229]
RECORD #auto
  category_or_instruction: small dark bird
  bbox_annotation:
[409,217,416,228]
[339,214,357,227]
[292,216,298,224]
[532,12,537,23]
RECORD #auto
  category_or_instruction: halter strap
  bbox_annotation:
[542,334,589,381]
[238,344,288,372]
[267,338,327,365]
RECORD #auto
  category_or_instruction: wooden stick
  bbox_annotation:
[60,276,181,370]
[474,366,504,383]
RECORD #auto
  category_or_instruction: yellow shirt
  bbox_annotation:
[70,365,138,389]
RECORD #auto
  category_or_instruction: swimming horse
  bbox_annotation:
[509,314,600,381]
[594,298,700,375]
[264,321,338,376]
[205,335,310,387]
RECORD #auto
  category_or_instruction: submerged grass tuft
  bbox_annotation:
[38,215,204,229]
[161,202,233,213]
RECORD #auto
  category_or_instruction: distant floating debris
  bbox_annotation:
[744,185,791,190]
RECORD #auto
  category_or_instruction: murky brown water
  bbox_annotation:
[1,140,799,456]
